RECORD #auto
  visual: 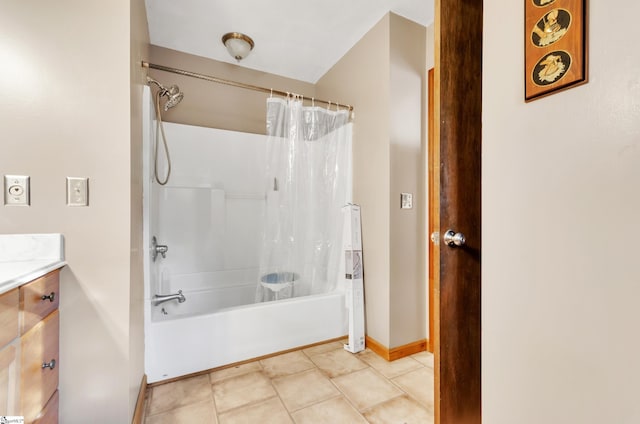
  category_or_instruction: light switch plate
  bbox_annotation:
[66,177,89,206]
[401,192,413,209]
[4,175,30,206]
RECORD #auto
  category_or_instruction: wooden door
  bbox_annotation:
[434,0,483,423]
[427,68,436,354]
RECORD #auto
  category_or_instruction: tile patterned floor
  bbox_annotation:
[144,340,434,424]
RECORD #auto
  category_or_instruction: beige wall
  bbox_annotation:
[388,14,427,347]
[483,0,640,422]
[426,25,435,72]
[317,15,392,346]
[318,13,427,348]
[148,46,316,134]
[0,1,147,422]
[130,0,149,418]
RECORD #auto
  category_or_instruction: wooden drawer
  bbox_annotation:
[21,310,59,423]
[0,288,19,348]
[32,390,58,424]
[0,341,20,416]
[20,270,60,335]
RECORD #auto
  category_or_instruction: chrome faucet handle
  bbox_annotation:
[156,244,168,258]
[151,236,168,262]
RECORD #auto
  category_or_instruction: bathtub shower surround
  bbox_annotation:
[152,122,267,317]
[257,97,353,302]
[142,87,352,382]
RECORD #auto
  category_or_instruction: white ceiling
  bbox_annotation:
[145,0,434,83]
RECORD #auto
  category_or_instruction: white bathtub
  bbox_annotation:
[146,289,347,383]
[151,268,260,320]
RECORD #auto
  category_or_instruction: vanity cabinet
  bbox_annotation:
[0,288,20,415]
[0,269,60,423]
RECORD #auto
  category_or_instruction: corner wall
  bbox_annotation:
[388,13,427,347]
[317,15,392,347]
[483,0,640,422]
[317,13,427,349]
[130,0,150,418]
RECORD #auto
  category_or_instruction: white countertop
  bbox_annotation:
[0,259,66,293]
[0,234,66,294]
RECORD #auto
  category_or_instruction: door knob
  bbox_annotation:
[42,359,56,370]
[443,229,466,247]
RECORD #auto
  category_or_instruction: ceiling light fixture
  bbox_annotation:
[222,32,255,62]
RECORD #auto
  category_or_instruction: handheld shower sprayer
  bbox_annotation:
[147,76,184,111]
[146,76,184,185]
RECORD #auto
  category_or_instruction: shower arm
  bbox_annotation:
[146,76,168,96]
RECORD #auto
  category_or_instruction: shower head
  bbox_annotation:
[163,85,184,111]
[147,76,184,111]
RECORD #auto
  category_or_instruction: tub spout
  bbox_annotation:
[153,290,186,306]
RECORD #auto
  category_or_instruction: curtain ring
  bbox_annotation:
[312,97,315,107]
[270,88,273,98]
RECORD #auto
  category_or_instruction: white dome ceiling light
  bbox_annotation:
[222,32,255,62]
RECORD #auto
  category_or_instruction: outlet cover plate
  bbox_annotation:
[4,175,30,206]
[401,192,413,209]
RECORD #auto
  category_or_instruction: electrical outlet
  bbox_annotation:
[4,175,30,206]
[66,177,89,206]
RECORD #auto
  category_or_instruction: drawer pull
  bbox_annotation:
[42,359,56,370]
[41,292,56,302]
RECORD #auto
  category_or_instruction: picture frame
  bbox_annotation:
[525,0,588,102]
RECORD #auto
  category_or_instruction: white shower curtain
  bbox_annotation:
[256,97,352,302]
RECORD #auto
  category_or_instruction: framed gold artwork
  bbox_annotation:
[525,0,588,102]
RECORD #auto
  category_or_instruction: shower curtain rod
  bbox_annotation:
[142,61,354,112]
